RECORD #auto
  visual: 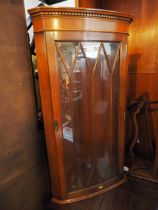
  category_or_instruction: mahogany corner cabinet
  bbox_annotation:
[28,7,133,204]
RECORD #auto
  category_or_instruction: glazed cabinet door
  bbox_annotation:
[46,34,125,197]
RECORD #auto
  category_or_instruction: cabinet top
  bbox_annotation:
[28,7,133,24]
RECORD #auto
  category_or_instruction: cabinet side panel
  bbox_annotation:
[34,32,61,197]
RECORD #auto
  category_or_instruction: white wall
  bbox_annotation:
[24,0,41,19]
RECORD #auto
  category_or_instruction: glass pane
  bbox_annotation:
[56,41,120,193]
[103,42,120,69]
[56,44,76,189]
[56,42,79,73]
[82,42,100,59]
[92,46,112,182]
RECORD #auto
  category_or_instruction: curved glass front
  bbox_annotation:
[55,41,121,192]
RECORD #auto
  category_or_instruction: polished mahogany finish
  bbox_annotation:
[29,7,132,204]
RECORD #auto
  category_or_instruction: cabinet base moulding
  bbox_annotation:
[51,175,126,204]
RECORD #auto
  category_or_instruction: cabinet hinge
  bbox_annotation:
[124,112,126,120]
[126,44,128,54]
[53,120,58,132]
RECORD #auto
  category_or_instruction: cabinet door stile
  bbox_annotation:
[45,32,68,197]
[34,32,62,197]
[118,38,128,173]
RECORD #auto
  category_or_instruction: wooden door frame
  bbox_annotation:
[45,31,127,203]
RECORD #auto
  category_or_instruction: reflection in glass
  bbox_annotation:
[56,41,120,192]
[56,42,79,73]
[104,42,120,69]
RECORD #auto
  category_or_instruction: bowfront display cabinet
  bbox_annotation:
[29,7,133,204]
